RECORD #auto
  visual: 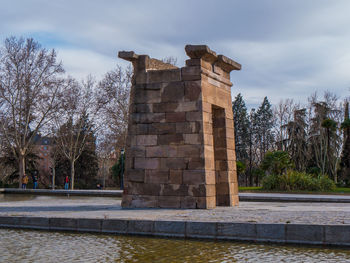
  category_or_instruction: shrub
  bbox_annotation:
[262,170,336,192]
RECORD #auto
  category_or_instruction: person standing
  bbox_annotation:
[32,174,38,189]
[22,174,28,189]
[64,175,69,190]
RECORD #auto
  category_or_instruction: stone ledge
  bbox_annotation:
[2,188,123,197]
[1,216,350,247]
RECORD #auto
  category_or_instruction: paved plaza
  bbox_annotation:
[1,195,350,225]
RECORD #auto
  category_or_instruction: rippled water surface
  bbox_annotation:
[0,229,350,262]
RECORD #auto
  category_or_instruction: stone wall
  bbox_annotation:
[119,45,241,209]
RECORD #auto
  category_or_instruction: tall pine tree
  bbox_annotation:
[232,93,250,185]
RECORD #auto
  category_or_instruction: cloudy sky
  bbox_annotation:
[1,0,350,108]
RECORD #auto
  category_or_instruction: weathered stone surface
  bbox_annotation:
[158,134,184,145]
[186,111,202,122]
[120,45,240,209]
[169,170,183,184]
[134,158,160,170]
[184,81,202,101]
[176,122,201,134]
[126,169,145,182]
[132,113,165,124]
[183,170,206,184]
[145,170,169,184]
[161,81,185,102]
[149,123,176,135]
[136,135,157,146]
[181,66,202,81]
[160,184,189,196]
[148,69,181,83]
[166,112,186,122]
[159,196,181,208]
[146,145,177,158]
[160,158,187,170]
[153,102,178,113]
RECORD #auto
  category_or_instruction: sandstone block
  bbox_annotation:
[187,157,205,170]
[175,101,199,112]
[183,170,206,184]
[134,89,161,103]
[126,169,145,182]
[136,135,157,146]
[158,134,184,145]
[130,195,158,208]
[146,145,177,158]
[160,158,187,170]
[186,111,202,122]
[160,184,189,196]
[166,112,186,122]
[184,81,202,101]
[181,66,201,81]
[169,170,183,184]
[135,103,153,113]
[177,145,201,158]
[132,113,165,124]
[129,124,149,135]
[134,158,160,170]
[128,182,161,196]
[153,102,178,113]
[129,146,146,157]
[205,170,216,185]
[148,69,181,83]
[158,196,181,208]
[161,81,184,102]
[176,122,201,134]
[145,170,169,184]
[184,134,202,145]
[149,123,176,135]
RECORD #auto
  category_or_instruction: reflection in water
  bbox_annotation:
[0,229,349,263]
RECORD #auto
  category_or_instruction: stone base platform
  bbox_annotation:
[0,196,350,246]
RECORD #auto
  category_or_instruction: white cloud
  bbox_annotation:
[57,48,118,81]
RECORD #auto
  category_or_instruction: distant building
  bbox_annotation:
[33,135,53,185]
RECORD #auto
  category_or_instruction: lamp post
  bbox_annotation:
[120,149,125,190]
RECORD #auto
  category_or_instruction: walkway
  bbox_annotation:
[0,195,350,246]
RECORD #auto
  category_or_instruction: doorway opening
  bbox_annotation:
[212,105,230,206]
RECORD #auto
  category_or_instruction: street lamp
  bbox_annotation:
[120,149,125,190]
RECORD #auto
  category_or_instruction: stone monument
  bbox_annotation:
[119,45,241,209]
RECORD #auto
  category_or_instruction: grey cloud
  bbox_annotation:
[1,0,350,106]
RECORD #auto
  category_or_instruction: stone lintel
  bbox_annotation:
[118,51,139,62]
[217,55,241,72]
[185,45,241,73]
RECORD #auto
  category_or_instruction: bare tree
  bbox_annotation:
[273,99,298,151]
[0,37,65,187]
[97,66,132,151]
[54,76,99,189]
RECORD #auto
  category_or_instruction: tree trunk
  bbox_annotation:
[52,167,56,190]
[70,161,75,190]
[18,155,25,188]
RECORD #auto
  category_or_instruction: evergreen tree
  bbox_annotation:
[340,101,350,184]
[255,97,274,163]
[232,93,250,184]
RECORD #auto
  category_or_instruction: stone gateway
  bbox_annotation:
[119,45,241,209]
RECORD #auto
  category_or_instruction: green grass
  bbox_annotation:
[238,186,350,195]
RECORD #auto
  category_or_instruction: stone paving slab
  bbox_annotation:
[3,189,350,202]
[0,196,350,246]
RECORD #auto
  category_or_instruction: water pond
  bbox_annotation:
[0,229,349,262]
